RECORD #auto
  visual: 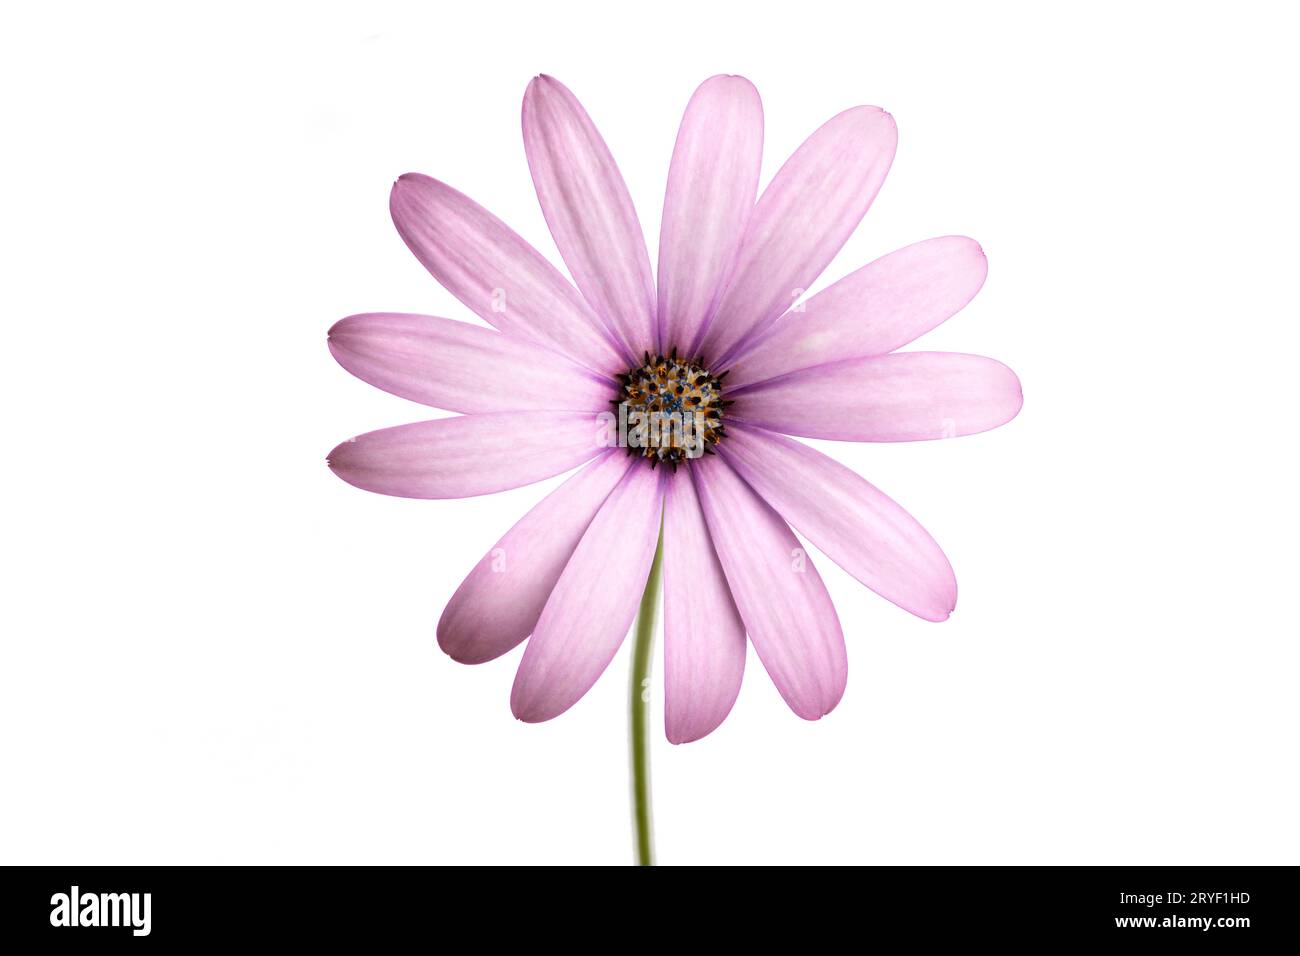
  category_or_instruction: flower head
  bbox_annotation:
[328,75,1022,743]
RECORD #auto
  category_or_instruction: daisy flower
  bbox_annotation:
[328,75,1021,859]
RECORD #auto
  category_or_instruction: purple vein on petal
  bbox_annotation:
[658,75,763,358]
[510,463,665,723]
[697,105,898,368]
[730,352,1023,442]
[327,411,607,500]
[389,173,628,377]
[693,456,846,721]
[721,425,957,621]
[725,236,988,389]
[438,451,633,664]
[329,312,616,414]
[523,75,657,358]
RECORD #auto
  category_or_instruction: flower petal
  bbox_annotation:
[511,463,664,722]
[732,352,1023,442]
[658,75,763,356]
[722,426,956,621]
[662,470,746,744]
[692,458,846,720]
[438,452,632,664]
[697,106,898,367]
[725,236,988,389]
[389,173,626,375]
[329,313,615,414]
[327,411,607,499]
[523,75,656,356]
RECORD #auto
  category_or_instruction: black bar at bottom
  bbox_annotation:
[0,865,1291,944]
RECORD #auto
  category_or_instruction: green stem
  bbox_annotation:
[630,523,664,867]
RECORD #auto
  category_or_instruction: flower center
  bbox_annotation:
[616,349,728,468]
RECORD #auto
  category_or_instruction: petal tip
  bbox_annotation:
[325,439,354,477]
[326,317,345,346]
[841,104,895,128]
[442,646,495,666]
[1002,365,1025,420]
[388,176,413,217]
[665,711,730,745]
[510,670,562,723]
[701,73,758,94]
[435,619,491,666]
[389,173,436,214]
[326,315,359,356]
[946,235,987,265]
[390,171,420,194]
[930,567,959,622]
[509,693,563,724]
[792,698,840,722]
[525,73,565,101]
[787,680,846,722]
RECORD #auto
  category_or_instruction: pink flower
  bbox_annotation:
[327,75,1021,744]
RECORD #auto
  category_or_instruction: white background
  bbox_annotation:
[3,1,1297,865]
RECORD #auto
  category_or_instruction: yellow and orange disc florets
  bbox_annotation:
[615,349,730,469]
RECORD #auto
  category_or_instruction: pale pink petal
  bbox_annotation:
[722,426,956,621]
[662,470,746,744]
[523,76,656,356]
[692,458,846,720]
[511,464,664,722]
[438,452,632,664]
[390,173,627,375]
[732,352,1023,442]
[658,76,763,356]
[327,411,606,499]
[726,236,988,389]
[329,313,615,414]
[697,106,898,366]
